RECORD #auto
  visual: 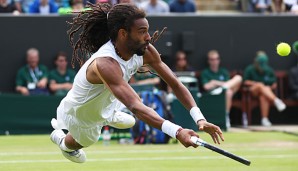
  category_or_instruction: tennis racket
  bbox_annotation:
[190,136,251,166]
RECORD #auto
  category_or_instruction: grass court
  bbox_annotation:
[0,131,298,171]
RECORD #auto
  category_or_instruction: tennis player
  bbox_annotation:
[50,3,224,163]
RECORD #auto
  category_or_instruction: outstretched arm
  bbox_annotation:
[144,44,224,143]
[89,57,198,147]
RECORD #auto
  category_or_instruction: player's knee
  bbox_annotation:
[108,112,136,129]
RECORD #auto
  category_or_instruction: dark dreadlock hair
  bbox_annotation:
[67,3,146,67]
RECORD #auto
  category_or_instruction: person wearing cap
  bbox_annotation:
[201,50,242,129]
[288,41,298,100]
[243,50,286,126]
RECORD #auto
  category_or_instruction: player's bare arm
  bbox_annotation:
[144,44,224,144]
[87,57,198,147]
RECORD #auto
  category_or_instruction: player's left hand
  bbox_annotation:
[197,120,224,144]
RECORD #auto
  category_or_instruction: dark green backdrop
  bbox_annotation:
[1,15,298,93]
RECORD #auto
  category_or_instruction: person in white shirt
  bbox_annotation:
[140,0,169,14]
[50,3,224,163]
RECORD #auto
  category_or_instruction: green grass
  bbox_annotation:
[0,132,298,171]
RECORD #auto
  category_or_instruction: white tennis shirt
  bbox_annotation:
[56,40,143,128]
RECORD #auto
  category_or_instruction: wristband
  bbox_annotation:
[161,120,181,139]
[190,107,206,123]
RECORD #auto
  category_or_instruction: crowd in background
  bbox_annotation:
[13,41,298,128]
[15,48,76,97]
[1,0,298,15]
[2,1,298,127]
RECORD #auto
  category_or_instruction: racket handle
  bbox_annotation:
[190,136,205,146]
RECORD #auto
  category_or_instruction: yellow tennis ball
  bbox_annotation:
[276,42,291,56]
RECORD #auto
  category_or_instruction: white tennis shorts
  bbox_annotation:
[56,104,104,147]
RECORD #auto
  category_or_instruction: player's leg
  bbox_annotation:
[259,94,272,126]
[50,117,101,163]
[64,133,84,150]
[50,129,86,163]
[107,111,136,129]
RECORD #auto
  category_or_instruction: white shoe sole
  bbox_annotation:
[61,149,86,163]
[50,130,87,163]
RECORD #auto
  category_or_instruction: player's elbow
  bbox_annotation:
[128,102,152,120]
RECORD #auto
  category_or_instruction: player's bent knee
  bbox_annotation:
[108,112,136,129]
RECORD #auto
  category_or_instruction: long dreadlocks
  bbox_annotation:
[67,3,146,67]
[67,2,167,78]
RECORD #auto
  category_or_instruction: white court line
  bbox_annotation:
[0,149,186,156]
[0,154,298,164]
[0,148,291,156]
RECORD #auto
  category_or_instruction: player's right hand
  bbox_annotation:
[176,128,199,148]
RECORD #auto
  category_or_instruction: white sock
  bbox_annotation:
[59,138,74,152]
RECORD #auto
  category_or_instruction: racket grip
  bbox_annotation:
[190,136,205,146]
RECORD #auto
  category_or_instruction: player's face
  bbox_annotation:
[126,18,150,56]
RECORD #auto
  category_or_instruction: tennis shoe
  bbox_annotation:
[50,130,86,163]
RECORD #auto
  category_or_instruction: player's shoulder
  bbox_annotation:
[94,56,122,73]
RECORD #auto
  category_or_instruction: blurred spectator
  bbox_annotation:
[289,41,298,100]
[130,65,160,86]
[133,0,145,7]
[271,0,286,13]
[284,0,297,11]
[0,0,20,14]
[169,51,196,92]
[251,0,272,13]
[243,51,286,126]
[290,3,298,14]
[201,50,242,128]
[237,0,255,12]
[58,0,86,14]
[169,0,196,13]
[28,0,58,14]
[139,0,169,14]
[289,64,298,100]
[118,0,134,4]
[14,0,34,13]
[16,48,49,96]
[49,52,76,96]
[172,51,194,72]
